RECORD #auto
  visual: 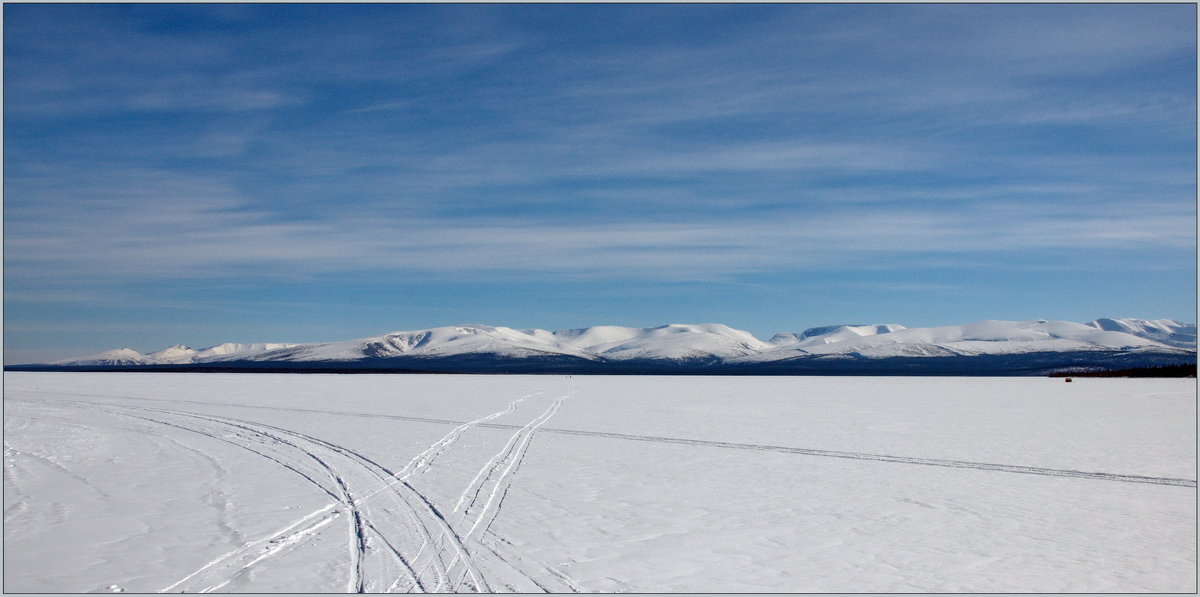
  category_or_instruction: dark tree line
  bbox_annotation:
[1050,364,1197,378]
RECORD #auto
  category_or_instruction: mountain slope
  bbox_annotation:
[50,348,151,367]
[768,324,906,348]
[52,343,299,367]
[1085,318,1196,349]
[803,319,1172,357]
[26,318,1195,375]
[205,325,600,364]
[555,323,774,362]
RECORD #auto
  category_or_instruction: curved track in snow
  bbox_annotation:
[10,390,580,593]
[14,389,1194,488]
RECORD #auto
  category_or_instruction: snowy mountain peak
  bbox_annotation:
[1084,318,1196,349]
[770,324,906,347]
[51,348,149,366]
[52,341,302,367]
[547,323,772,361]
[30,318,1195,372]
[195,343,300,359]
[800,324,906,340]
[146,345,198,364]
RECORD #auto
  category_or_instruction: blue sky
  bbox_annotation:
[4,3,1196,363]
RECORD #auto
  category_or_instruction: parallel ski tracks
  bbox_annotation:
[442,391,573,592]
[95,404,429,593]
[23,389,1189,489]
[11,389,578,593]
[528,428,1198,488]
[9,385,1192,591]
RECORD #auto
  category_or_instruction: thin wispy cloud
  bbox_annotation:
[4,3,1194,357]
[6,178,1191,285]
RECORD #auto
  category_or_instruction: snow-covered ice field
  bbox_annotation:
[4,372,1196,593]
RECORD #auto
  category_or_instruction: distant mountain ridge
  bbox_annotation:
[69,343,303,366]
[15,318,1194,376]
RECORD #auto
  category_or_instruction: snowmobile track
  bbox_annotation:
[10,392,578,593]
[524,427,1198,488]
[12,390,1193,487]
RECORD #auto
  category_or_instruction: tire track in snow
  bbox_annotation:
[127,405,450,593]
[14,389,1192,488]
[12,390,1193,488]
[439,390,573,592]
[198,508,340,593]
[243,391,563,593]
[160,505,342,593]
[227,414,490,593]
[355,389,542,506]
[17,392,566,593]
[100,407,381,593]
[198,388,580,594]
[33,399,419,593]
[8,390,480,427]
[86,396,533,592]
[457,393,570,534]
[483,533,584,594]
[527,428,1198,488]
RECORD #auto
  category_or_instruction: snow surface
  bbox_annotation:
[42,318,1196,367]
[1086,318,1197,349]
[768,323,907,347]
[735,318,1188,362]
[52,343,300,366]
[554,323,772,361]
[4,372,1195,593]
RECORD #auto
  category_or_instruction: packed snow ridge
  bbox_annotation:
[44,318,1196,368]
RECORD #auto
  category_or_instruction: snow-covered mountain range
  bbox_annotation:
[21,318,1195,375]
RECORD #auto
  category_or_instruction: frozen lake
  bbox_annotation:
[4,372,1196,593]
